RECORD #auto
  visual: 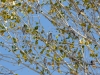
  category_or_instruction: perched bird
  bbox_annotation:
[78,9,84,15]
[22,24,27,34]
[98,0,100,6]
[43,57,47,66]
[90,60,96,68]
[36,4,39,14]
[91,60,95,65]
[48,32,52,43]
[35,2,40,14]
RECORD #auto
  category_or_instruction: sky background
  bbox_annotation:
[0,0,100,75]
[0,12,58,75]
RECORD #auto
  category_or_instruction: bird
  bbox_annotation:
[43,57,47,66]
[22,24,27,34]
[78,9,84,15]
[98,0,100,5]
[48,32,52,43]
[90,60,96,68]
[91,60,95,65]
[35,3,40,14]
[35,6,38,14]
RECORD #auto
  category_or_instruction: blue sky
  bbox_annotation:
[0,0,100,75]
[0,12,58,75]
